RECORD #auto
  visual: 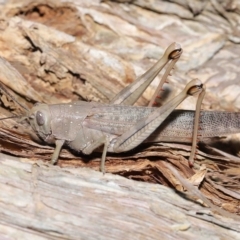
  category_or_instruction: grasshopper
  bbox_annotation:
[1,43,240,173]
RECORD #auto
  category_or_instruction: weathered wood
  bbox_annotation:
[0,153,239,240]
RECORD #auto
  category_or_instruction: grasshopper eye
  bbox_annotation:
[36,111,45,126]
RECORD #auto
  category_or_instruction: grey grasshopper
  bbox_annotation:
[2,43,240,173]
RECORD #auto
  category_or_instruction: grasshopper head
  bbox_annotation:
[28,103,53,143]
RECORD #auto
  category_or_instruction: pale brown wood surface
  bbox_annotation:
[0,153,239,240]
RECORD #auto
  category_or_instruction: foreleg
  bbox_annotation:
[51,139,65,164]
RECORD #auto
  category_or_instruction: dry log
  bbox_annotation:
[0,153,239,240]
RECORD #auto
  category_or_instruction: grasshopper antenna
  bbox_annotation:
[0,81,29,112]
[0,115,22,120]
